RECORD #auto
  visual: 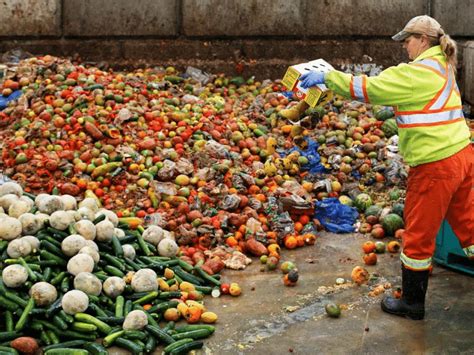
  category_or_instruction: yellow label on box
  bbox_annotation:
[282,66,300,90]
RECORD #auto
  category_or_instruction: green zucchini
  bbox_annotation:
[83,342,108,355]
[171,328,213,340]
[44,349,89,355]
[164,338,194,354]
[14,297,34,331]
[43,340,87,352]
[145,325,176,345]
[169,340,204,354]
[74,313,112,334]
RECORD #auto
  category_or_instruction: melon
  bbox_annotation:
[381,118,398,138]
[374,106,395,121]
[381,213,404,236]
[354,193,373,212]
[391,203,404,218]
[364,205,382,217]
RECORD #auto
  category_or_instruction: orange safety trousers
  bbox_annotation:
[401,144,474,271]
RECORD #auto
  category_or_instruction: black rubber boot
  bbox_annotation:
[381,266,429,320]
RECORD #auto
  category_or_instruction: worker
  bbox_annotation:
[299,15,473,320]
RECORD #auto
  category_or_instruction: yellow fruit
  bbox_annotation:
[175,174,190,186]
[177,302,189,316]
[201,311,218,324]
[229,283,242,296]
[163,308,180,321]
[185,300,206,312]
[158,278,170,291]
[164,268,174,279]
[179,281,196,292]
[266,137,277,154]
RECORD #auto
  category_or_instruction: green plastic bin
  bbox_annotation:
[434,220,474,276]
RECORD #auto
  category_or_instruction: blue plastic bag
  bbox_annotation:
[314,198,358,233]
[286,137,326,174]
[0,90,22,111]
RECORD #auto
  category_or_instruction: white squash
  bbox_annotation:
[20,236,40,252]
[37,195,64,215]
[103,276,126,298]
[0,194,19,210]
[74,220,96,240]
[62,290,89,315]
[19,196,34,210]
[49,211,74,231]
[0,181,23,197]
[131,269,158,292]
[74,272,102,296]
[61,234,87,256]
[18,213,42,235]
[67,253,94,276]
[142,225,164,246]
[78,246,100,264]
[30,282,58,306]
[122,244,136,260]
[78,198,99,212]
[60,194,77,210]
[7,238,32,258]
[76,207,95,221]
[2,264,28,288]
[0,216,22,240]
[8,200,31,218]
[157,238,178,257]
[123,310,148,330]
[96,209,119,227]
[95,219,114,242]
[115,228,126,239]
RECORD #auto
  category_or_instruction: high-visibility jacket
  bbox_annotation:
[325,45,471,167]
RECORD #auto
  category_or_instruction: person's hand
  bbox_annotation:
[299,71,326,88]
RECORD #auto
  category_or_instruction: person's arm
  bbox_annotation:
[325,63,414,107]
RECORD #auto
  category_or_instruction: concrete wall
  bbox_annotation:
[0,0,473,103]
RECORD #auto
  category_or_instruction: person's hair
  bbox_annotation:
[412,32,458,71]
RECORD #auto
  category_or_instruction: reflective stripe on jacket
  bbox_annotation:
[325,46,471,166]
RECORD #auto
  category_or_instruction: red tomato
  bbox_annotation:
[136,210,146,218]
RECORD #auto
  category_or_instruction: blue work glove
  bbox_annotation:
[299,71,326,88]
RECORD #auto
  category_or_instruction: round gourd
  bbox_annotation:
[122,244,136,260]
[76,207,95,221]
[50,211,74,231]
[37,195,64,215]
[0,182,23,197]
[30,282,58,306]
[123,310,148,330]
[142,225,164,246]
[7,238,32,258]
[2,264,28,288]
[103,276,126,298]
[95,219,114,242]
[78,198,99,212]
[8,200,31,218]
[95,209,118,227]
[62,290,89,315]
[67,253,94,276]
[78,246,100,264]
[62,234,87,256]
[74,220,96,240]
[158,238,178,257]
[74,272,102,296]
[0,216,22,240]
[18,213,42,235]
[0,194,19,210]
[131,269,158,292]
[60,195,77,211]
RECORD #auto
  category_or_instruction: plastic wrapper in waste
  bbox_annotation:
[205,140,229,159]
[384,157,408,186]
[144,212,167,227]
[185,66,212,85]
[246,217,264,234]
[156,160,176,181]
[220,194,241,211]
[314,198,359,234]
[175,158,194,175]
[151,181,177,196]
[271,211,295,243]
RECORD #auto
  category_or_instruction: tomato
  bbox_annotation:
[136,210,146,218]
[220,283,230,295]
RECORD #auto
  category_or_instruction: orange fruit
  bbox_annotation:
[284,236,298,249]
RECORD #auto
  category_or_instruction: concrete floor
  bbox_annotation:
[199,232,474,355]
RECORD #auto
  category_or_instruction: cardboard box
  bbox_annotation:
[282,59,334,107]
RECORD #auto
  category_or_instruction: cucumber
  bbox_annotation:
[115,295,125,317]
[0,296,20,311]
[4,311,13,332]
[171,328,213,340]
[103,330,125,347]
[46,330,60,344]
[43,340,87,351]
[92,214,107,224]
[44,349,89,355]
[114,338,144,354]
[52,314,69,330]
[15,297,34,331]
[71,321,98,332]
[169,340,204,354]
[0,332,21,342]
[174,324,215,333]
[74,313,112,334]
[83,342,108,355]
[96,316,125,325]
[145,325,176,345]
[132,291,158,305]
[194,266,221,286]
[123,330,147,340]
[164,338,194,354]
[0,347,19,355]
[111,236,124,257]
[144,335,157,353]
